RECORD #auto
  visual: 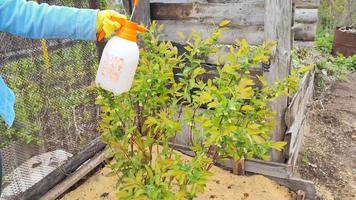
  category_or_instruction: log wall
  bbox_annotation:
[150,0,319,46]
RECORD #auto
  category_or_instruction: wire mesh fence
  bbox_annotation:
[0,0,126,198]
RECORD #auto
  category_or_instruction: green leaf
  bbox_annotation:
[257,75,267,86]
[270,141,287,151]
[207,101,220,109]
[219,20,231,27]
[236,87,254,99]
[241,105,255,112]
[199,91,213,103]
[261,154,271,161]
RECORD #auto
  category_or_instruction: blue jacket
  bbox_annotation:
[0,0,98,126]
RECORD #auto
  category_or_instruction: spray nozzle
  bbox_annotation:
[97,17,147,42]
[113,18,148,42]
[97,0,147,42]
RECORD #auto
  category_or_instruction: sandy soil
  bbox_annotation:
[297,72,356,200]
[61,159,293,200]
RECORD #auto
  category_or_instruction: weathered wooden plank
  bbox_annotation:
[157,20,264,45]
[294,0,320,8]
[294,23,317,41]
[288,118,307,169]
[132,0,151,26]
[285,71,312,128]
[221,158,293,179]
[294,41,315,47]
[17,138,106,200]
[295,9,318,23]
[122,0,132,14]
[39,151,106,200]
[170,144,293,179]
[286,71,314,168]
[268,176,317,200]
[264,0,292,162]
[151,1,265,26]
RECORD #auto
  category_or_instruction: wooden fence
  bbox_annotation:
[150,0,319,46]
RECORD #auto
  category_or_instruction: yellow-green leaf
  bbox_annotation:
[237,39,249,57]
[271,141,287,151]
[252,135,265,144]
[199,91,213,103]
[257,75,267,86]
[219,20,231,27]
[241,105,255,112]
[238,78,255,88]
[236,87,254,99]
[297,65,314,74]
[207,101,220,109]
[253,54,269,63]
[175,191,187,200]
[261,154,271,161]
[157,23,165,33]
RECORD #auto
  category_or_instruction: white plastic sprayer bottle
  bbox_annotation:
[95,18,147,95]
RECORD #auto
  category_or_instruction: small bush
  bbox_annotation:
[315,30,333,54]
[96,22,310,200]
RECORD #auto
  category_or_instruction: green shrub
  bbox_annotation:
[315,30,333,54]
[96,21,310,200]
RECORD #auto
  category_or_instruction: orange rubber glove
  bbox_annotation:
[96,10,126,41]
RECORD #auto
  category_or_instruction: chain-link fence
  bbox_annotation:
[0,0,125,199]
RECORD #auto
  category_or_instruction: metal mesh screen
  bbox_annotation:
[0,0,126,198]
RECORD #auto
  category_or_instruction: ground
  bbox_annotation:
[297,72,356,200]
[61,155,294,200]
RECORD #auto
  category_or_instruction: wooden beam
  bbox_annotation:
[264,0,293,162]
[151,1,265,26]
[293,0,320,8]
[220,158,293,179]
[39,151,106,200]
[295,9,318,23]
[285,71,314,128]
[294,41,315,47]
[285,71,314,170]
[293,23,317,41]
[132,0,151,26]
[169,144,293,179]
[157,20,264,45]
[268,176,317,200]
[122,0,132,14]
[17,138,106,200]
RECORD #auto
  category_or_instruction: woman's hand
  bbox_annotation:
[96,10,126,41]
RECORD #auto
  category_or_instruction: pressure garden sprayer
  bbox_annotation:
[95,0,148,95]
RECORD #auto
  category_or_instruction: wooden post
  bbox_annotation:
[89,0,106,60]
[131,0,151,26]
[264,0,293,162]
[123,0,132,15]
[232,159,245,175]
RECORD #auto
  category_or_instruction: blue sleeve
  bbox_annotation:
[0,76,15,127]
[0,0,98,40]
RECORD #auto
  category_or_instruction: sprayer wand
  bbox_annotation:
[130,0,139,21]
